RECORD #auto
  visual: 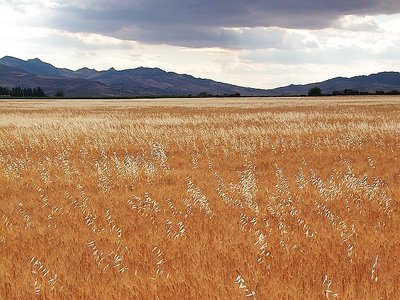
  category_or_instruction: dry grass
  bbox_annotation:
[1,96,399,299]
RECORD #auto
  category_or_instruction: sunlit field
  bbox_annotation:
[1,96,399,299]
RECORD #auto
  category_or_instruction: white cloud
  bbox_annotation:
[335,15,382,32]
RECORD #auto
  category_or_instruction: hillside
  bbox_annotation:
[0,56,268,97]
[1,56,400,97]
[266,72,400,96]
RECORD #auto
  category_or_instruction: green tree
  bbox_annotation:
[343,89,359,95]
[0,87,10,96]
[23,87,33,97]
[54,90,64,97]
[11,87,23,97]
[33,87,45,97]
[308,87,322,96]
[198,92,209,97]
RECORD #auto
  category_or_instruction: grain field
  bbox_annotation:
[0,97,399,299]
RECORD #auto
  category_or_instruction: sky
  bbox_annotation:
[1,1,400,89]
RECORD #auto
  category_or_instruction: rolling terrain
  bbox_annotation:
[267,72,400,96]
[0,56,268,97]
[2,56,400,97]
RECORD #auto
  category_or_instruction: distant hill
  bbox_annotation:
[265,72,400,96]
[1,56,400,97]
[0,63,115,97]
[0,56,268,97]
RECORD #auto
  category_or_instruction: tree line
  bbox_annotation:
[308,87,400,96]
[197,92,241,97]
[0,86,46,97]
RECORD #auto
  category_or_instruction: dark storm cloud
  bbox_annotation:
[47,0,400,47]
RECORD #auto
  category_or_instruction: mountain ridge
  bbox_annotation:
[267,71,400,96]
[0,56,268,97]
[1,56,400,97]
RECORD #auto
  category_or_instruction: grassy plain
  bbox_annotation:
[0,96,399,299]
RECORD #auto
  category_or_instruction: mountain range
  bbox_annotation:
[1,56,400,97]
[0,56,266,97]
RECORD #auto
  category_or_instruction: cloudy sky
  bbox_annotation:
[1,0,400,89]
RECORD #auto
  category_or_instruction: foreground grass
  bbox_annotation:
[1,97,399,299]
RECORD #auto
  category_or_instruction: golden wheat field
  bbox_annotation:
[1,96,400,299]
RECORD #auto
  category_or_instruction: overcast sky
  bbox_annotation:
[1,0,400,89]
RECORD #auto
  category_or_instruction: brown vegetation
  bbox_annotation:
[0,97,399,299]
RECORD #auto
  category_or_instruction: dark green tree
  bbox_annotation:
[33,87,45,97]
[308,87,322,96]
[54,90,64,97]
[343,89,360,95]
[11,87,23,97]
[198,92,210,97]
[23,87,33,97]
[0,87,10,95]
[0,86,46,97]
